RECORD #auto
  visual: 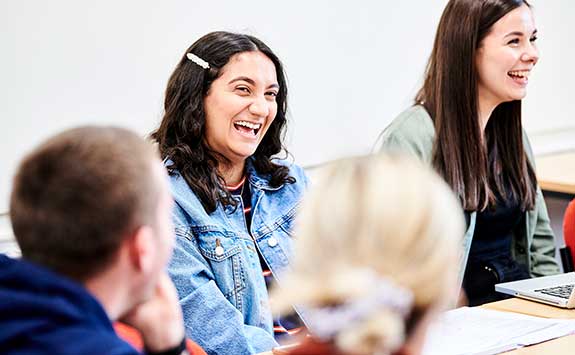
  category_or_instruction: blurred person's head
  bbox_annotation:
[10,126,174,317]
[273,154,465,355]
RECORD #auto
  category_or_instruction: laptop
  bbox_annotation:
[495,272,575,308]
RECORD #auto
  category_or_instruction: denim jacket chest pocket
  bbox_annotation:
[192,227,246,307]
[255,206,298,273]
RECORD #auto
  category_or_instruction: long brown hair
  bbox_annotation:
[416,0,536,212]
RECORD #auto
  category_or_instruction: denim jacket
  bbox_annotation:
[167,158,309,355]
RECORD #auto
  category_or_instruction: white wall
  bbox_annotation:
[0,214,19,257]
[1,0,574,212]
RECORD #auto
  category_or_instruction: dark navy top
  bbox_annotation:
[463,187,530,306]
[0,254,140,354]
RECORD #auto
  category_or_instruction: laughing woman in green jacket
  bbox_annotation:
[377,0,559,306]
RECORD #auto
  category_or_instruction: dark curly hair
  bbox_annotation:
[151,31,295,213]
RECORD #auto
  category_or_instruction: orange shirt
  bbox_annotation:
[114,322,207,355]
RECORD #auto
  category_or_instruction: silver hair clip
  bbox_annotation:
[304,271,414,341]
[186,53,210,69]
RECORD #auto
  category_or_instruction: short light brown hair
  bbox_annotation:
[273,154,465,355]
[10,126,160,281]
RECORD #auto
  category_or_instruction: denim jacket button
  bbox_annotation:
[215,245,225,256]
[267,237,278,247]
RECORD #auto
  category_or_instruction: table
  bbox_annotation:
[257,298,575,355]
[535,152,575,195]
[482,298,575,354]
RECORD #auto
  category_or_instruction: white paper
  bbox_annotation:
[422,307,575,355]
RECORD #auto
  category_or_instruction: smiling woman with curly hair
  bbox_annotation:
[151,31,309,355]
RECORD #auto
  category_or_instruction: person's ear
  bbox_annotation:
[127,225,156,274]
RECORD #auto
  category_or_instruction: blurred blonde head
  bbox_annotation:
[273,154,465,355]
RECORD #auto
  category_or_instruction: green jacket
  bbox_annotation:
[377,105,559,279]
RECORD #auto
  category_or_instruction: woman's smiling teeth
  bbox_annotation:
[234,120,262,136]
[508,70,530,79]
[508,69,530,86]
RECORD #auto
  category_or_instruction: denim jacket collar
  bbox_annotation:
[245,157,285,191]
[165,156,285,192]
